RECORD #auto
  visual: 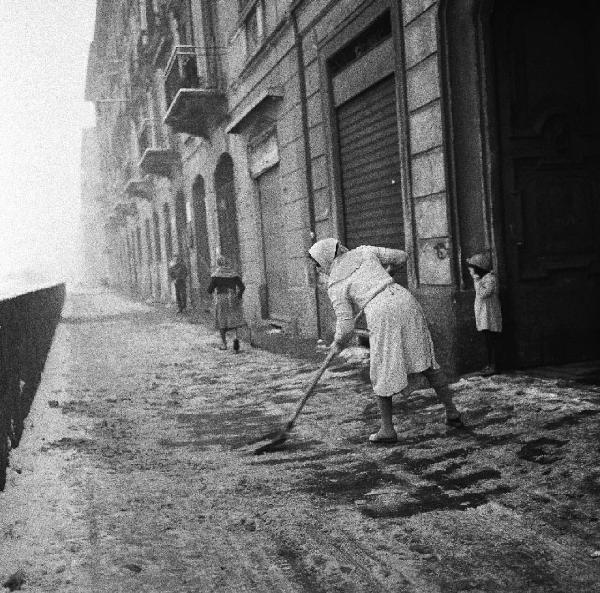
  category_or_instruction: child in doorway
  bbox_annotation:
[467,251,502,376]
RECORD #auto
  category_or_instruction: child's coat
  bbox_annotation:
[473,272,502,332]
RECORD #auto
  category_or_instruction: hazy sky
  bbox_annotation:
[0,0,97,285]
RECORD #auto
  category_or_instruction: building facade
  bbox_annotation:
[80,127,112,286]
[82,0,600,373]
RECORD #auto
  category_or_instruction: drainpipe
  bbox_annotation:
[291,8,322,339]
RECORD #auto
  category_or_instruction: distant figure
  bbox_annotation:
[168,254,188,313]
[467,251,502,375]
[207,255,245,352]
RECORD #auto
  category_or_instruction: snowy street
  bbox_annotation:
[1,289,599,592]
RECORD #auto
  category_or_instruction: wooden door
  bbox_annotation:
[215,154,240,268]
[258,165,290,320]
[494,0,600,365]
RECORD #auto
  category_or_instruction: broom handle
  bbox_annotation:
[285,349,337,431]
[284,305,368,431]
[281,284,392,433]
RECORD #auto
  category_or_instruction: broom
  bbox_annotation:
[251,276,399,455]
[253,348,337,454]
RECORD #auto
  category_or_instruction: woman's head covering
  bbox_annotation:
[466,251,492,272]
[212,254,238,278]
[308,238,348,275]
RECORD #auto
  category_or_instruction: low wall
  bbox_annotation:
[0,283,65,490]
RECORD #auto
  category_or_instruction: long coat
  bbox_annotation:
[473,272,502,332]
[327,246,438,397]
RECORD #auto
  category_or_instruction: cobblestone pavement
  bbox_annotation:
[1,289,599,592]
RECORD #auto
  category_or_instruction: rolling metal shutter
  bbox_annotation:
[336,75,405,265]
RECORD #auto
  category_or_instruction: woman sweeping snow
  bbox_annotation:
[207,255,245,351]
[308,238,463,443]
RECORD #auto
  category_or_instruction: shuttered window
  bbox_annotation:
[336,75,405,275]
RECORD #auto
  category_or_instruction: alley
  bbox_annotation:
[1,289,600,593]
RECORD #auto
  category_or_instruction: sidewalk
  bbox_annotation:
[1,289,599,592]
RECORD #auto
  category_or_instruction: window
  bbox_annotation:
[177,0,194,45]
[244,0,264,56]
[139,0,160,34]
[138,0,148,31]
[329,11,392,75]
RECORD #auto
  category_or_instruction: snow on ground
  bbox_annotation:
[1,289,599,592]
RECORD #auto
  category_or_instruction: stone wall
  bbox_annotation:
[401,0,453,286]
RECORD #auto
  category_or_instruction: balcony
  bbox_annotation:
[124,177,153,201]
[114,200,138,223]
[106,213,126,230]
[163,45,226,137]
[137,119,180,177]
[121,159,152,200]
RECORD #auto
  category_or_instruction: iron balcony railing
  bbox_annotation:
[137,118,179,176]
[164,45,225,107]
[114,200,138,221]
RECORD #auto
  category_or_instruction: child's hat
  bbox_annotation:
[466,251,492,271]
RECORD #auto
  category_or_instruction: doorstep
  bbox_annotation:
[240,321,326,364]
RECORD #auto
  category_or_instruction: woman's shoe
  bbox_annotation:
[218,345,228,351]
[446,413,464,428]
[369,430,398,444]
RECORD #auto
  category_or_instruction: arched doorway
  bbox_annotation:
[152,210,162,299]
[163,203,173,262]
[153,210,162,263]
[493,0,600,365]
[175,190,188,254]
[126,234,137,291]
[192,175,211,291]
[136,225,144,295]
[214,153,240,267]
[442,0,600,367]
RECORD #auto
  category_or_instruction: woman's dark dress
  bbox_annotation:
[207,276,245,330]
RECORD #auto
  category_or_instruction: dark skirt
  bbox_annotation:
[214,290,244,330]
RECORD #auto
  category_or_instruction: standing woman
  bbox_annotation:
[207,255,245,351]
[168,253,188,313]
[308,238,463,443]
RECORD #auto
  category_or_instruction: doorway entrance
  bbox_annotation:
[257,165,290,320]
[215,154,240,268]
[493,0,600,366]
[192,176,211,292]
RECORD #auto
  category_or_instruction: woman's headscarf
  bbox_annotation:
[212,254,238,278]
[308,238,348,275]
